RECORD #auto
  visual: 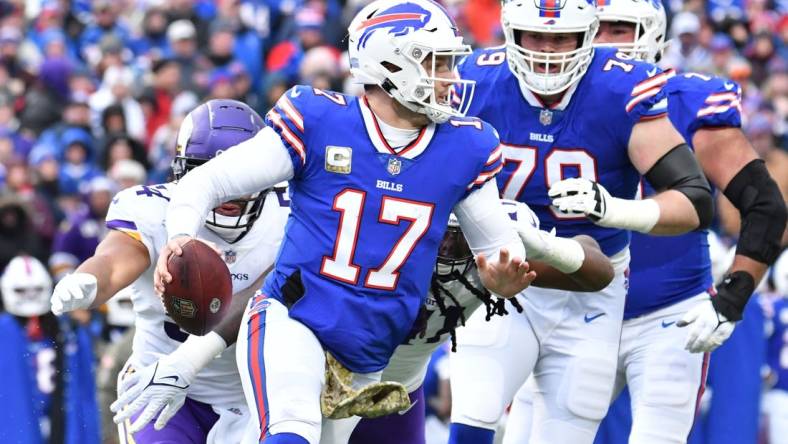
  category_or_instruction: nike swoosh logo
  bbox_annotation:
[662,320,676,328]
[724,82,735,90]
[398,399,418,415]
[584,313,605,323]
[290,89,301,98]
[646,67,659,77]
[158,375,179,383]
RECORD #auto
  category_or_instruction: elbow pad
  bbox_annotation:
[644,144,714,229]
[723,159,787,264]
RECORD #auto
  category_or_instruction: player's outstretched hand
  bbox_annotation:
[153,236,222,295]
[549,178,610,223]
[476,248,537,298]
[676,298,735,353]
[50,272,98,315]
[111,355,194,433]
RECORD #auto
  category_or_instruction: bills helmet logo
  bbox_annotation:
[356,3,432,49]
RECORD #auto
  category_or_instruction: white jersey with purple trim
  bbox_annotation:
[382,201,538,391]
[105,183,290,406]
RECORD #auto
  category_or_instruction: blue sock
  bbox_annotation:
[262,432,309,444]
[448,423,495,444]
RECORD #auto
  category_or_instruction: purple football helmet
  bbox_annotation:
[172,99,266,243]
[435,214,474,282]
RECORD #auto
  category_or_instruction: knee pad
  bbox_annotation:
[450,354,513,426]
[641,349,698,408]
[564,354,617,421]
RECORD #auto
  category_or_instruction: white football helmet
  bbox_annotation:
[502,0,598,96]
[347,0,475,123]
[1,256,53,317]
[595,0,667,63]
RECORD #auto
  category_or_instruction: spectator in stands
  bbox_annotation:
[148,90,197,184]
[57,128,100,204]
[746,31,779,86]
[0,193,47,271]
[109,159,147,190]
[709,33,742,78]
[266,5,326,83]
[661,11,712,73]
[49,176,114,282]
[4,158,57,250]
[20,57,72,136]
[98,133,149,173]
[79,0,131,67]
[167,19,208,95]
[89,66,145,142]
[130,5,170,60]
[142,58,181,145]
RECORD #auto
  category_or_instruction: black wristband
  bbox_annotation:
[711,271,756,322]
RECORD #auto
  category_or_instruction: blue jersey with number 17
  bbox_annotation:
[458,47,668,256]
[626,73,742,319]
[260,86,503,373]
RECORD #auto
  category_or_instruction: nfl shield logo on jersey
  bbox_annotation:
[539,109,553,126]
[224,250,236,264]
[387,157,402,175]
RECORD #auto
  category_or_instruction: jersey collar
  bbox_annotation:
[358,96,436,160]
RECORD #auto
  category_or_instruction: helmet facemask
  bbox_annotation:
[172,157,266,244]
[382,43,475,123]
[204,193,266,243]
[504,23,598,96]
[435,216,474,282]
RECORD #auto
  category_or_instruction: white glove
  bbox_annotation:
[110,332,226,432]
[549,178,660,233]
[50,272,98,315]
[676,298,735,353]
[516,223,584,274]
[549,178,609,221]
[111,356,192,432]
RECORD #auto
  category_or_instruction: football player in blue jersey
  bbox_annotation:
[500,1,787,443]
[446,0,719,442]
[152,1,537,443]
[763,252,788,443]
[348,200,615,444]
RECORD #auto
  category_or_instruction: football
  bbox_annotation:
[162,239,232,336]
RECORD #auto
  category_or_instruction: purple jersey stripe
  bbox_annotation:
[106,219,138,231]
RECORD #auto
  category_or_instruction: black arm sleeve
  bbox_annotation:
[644,143,714,229]
[723,158,787,265]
